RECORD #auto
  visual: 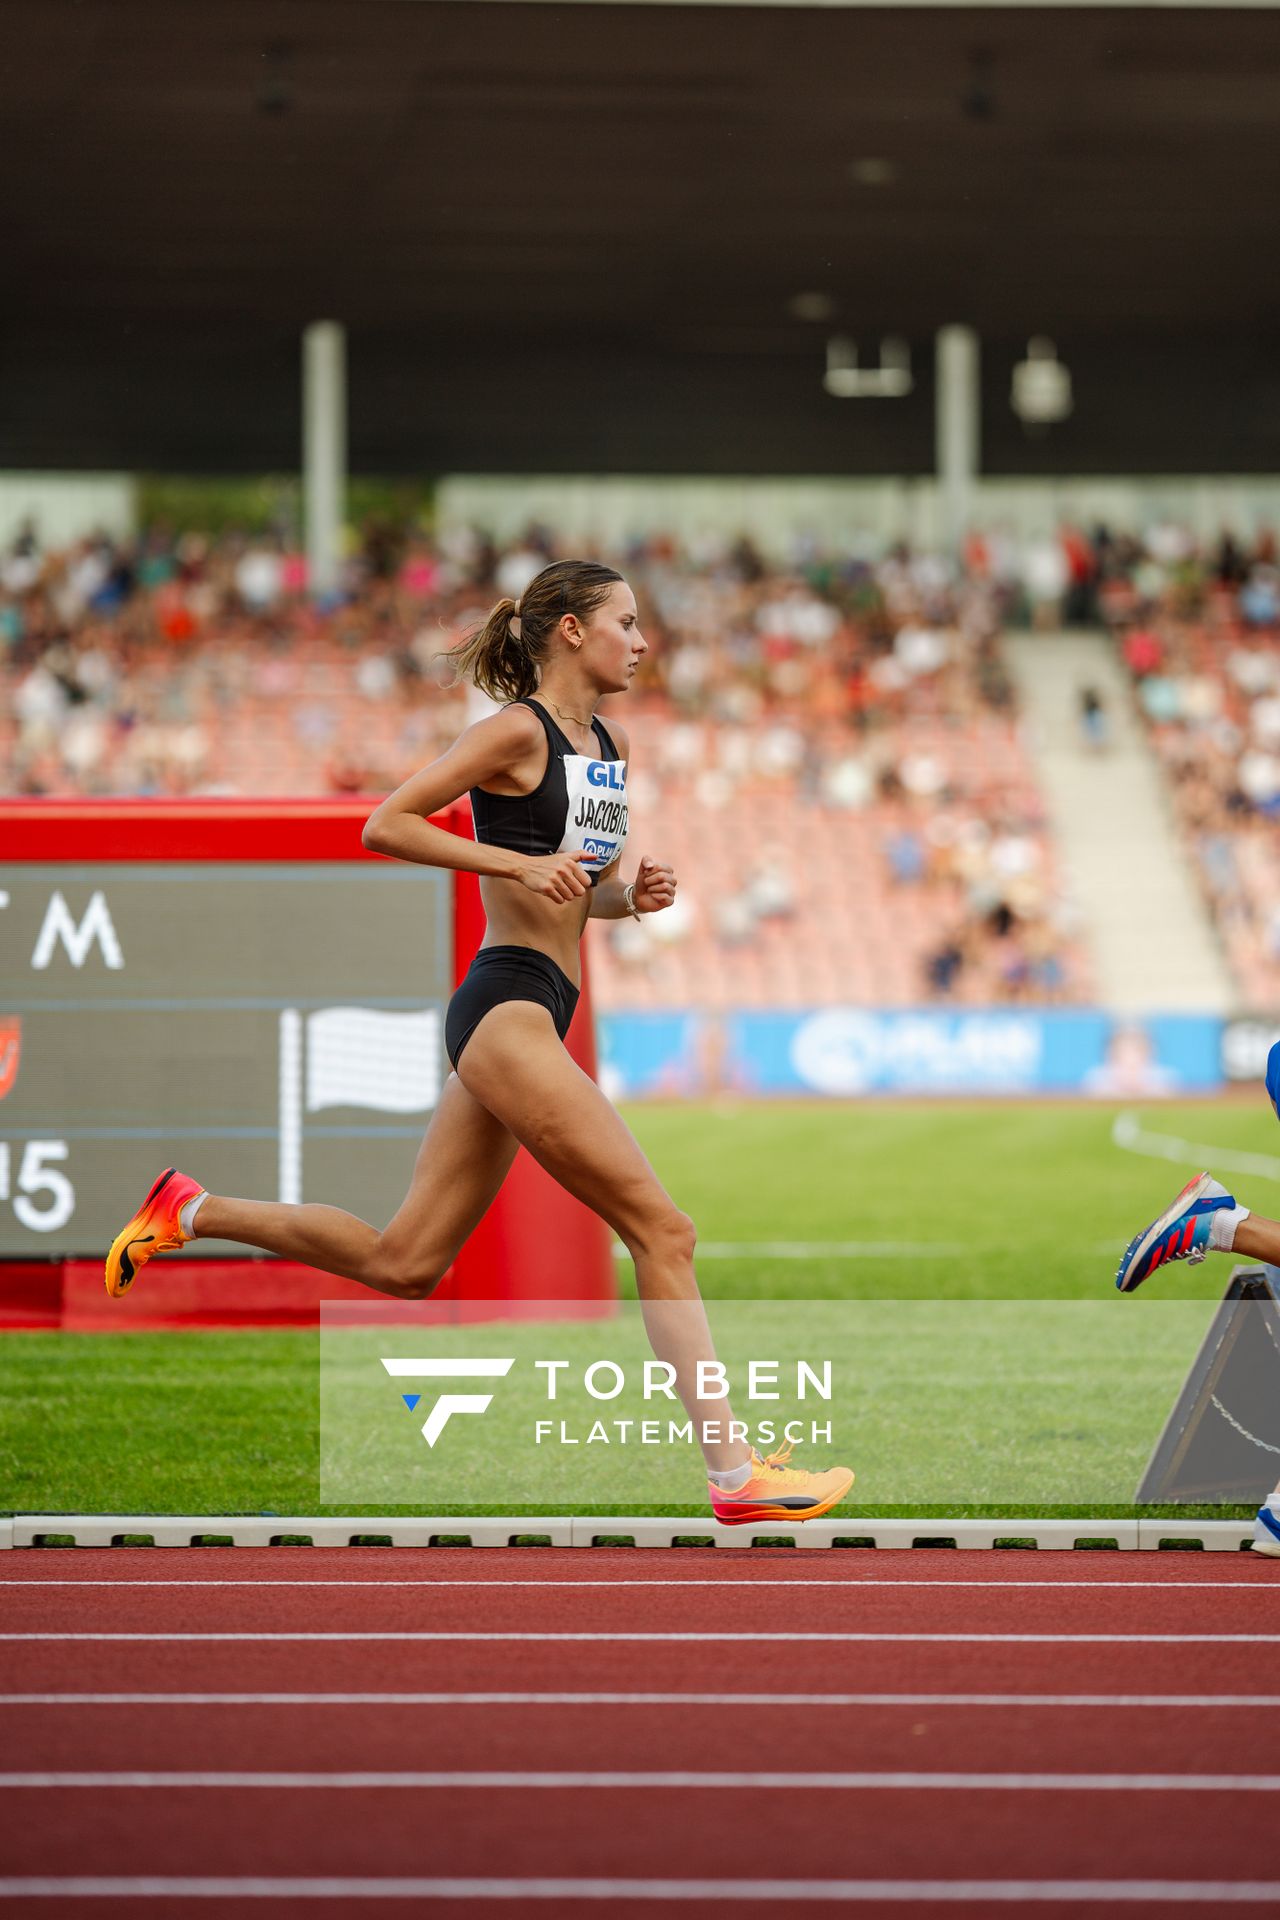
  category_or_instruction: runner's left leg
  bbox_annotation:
[192,1071,519,1298]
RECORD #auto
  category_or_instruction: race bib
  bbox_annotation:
[558,755,629,874]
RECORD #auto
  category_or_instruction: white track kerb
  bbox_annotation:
[1,1515,1259,1550]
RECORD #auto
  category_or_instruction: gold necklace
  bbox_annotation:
[545,696,594,730]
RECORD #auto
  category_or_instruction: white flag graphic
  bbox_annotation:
[306,1007,442,1114]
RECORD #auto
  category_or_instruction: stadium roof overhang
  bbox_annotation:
[4,2,1279,474]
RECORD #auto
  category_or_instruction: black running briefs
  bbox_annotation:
[444,944,580,1070]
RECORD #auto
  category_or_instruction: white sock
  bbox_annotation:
[178,1192,208,1239]
[1209,1205,1250,1252]
[707,1458,753,1492]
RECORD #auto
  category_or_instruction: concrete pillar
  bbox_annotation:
[935,325,980,554]
[303,321,346,598]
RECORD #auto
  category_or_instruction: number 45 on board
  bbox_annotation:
[0,1141,75,1232]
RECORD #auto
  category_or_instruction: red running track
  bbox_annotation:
[0,1546,1277,1918]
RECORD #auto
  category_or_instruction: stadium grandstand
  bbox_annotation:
[1104,532,1280,1012]
[1,518,1093,1010]
[12,508,1280,1016]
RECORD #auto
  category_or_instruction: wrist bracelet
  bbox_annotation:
[623,881,642,920]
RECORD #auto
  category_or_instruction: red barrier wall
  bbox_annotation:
[0,796,615,1328]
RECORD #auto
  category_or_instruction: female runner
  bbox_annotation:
[105,558,853,1525]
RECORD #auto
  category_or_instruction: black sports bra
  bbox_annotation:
[470,698,629,887]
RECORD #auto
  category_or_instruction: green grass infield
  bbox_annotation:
[3,1098,1273,1522]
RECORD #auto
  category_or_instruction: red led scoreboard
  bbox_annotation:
[0,797,613,1328]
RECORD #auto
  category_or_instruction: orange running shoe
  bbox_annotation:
[104,1167,207,1299]
[708,1441,854,1526]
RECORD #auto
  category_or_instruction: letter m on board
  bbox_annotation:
[31,891,124,970]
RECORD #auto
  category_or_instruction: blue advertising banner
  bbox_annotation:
[597,1011,709,1099]
[598,1009,1224,1099]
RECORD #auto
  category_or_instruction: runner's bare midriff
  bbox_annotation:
[477,875,589,987]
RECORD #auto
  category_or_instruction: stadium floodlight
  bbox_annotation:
[848,157,898,188]
[789,291,836,322]
[1011,336,1073,424]
[824,335,912,398]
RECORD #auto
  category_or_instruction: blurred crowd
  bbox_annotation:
[1,516,1096,1006]
[1095,522,1280,1007]
[963,519,1280,635]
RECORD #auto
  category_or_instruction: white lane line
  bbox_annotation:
[619,1241,1125,1260]
[1112,1111,1280,1183]
[1,1691,1275,1708]
[1,1769,1278,1791]
[615,1241,974,1258]
[2,1878,1279,1904]
[3,1578,1273,1590]
[2,1630,1277,1643]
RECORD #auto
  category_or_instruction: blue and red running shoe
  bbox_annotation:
[1115,1172,1236,1293]
[1253,1502,1280,1559]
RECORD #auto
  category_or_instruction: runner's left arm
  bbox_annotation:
[585,720,677,918]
